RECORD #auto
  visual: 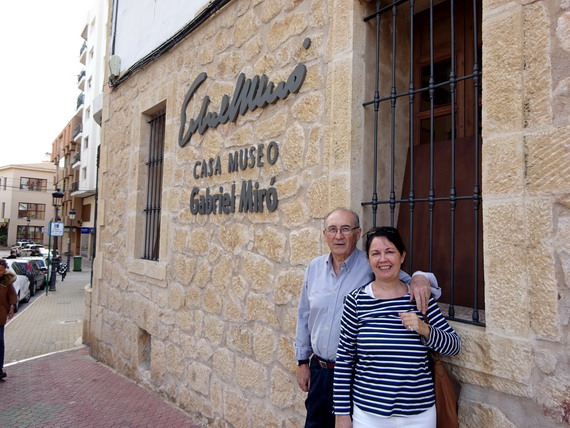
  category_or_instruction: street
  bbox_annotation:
[1,248,89,364]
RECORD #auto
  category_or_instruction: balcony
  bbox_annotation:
[71,181,80,192]
[72,124,83,140]
[72,152,81,167]
[80,41,87,65]
[76,93,84,111]
[78,69,86,91]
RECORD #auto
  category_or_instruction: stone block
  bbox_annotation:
[246,293,280,328]
[281,122,306,172]
[253,324,278,362]
[227,123,255,148]
[482,202,529,334]
[280,200,309,226]
[194,259,212,288]
[523,3,553,129]
[243,253,274,293]
[204,286,223,315]
[274,175,301,200]
[218,224,251,253]
[267,13,308,51]
[186,361,212,396]
[481,135,525,195]
[224,388,251,427]
[270,366,296,408]
[228,324,253,355]
[556,11,570,52]
[482,8,524,136]
[460,400,517,428]
[525,201,561,340]
[235,356,268,397]
[216,52,245,79]
[290,228,322,266]
[204,314,225,346]
[255,110,288,140]
[275,268,304,305]
[292,93,322,123]
[525,127,570,195]
[212,347,235,383]
[307,176,331,219]
[257,0,283,24]
[233,12,259,48]
[255,226,287,262]
[453,325,532,386]
[176,310,197,334]
[223,289,246,321]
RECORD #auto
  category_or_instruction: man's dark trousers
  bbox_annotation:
[304,356,335,428]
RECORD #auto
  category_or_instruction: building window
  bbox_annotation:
[143,111,165,261]
[82,167,87,180]
[18,203,46,220]
[362,1,483,325]
[84,137,89,150]
[17,225,43,242]
[20,177,47,192]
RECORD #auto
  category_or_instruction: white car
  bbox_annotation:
[5,265,31,311]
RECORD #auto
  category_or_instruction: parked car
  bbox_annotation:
[5,259,37,296]
[21,244,44,257]
[11,240,32,256]
[5,265,31,311]
[40,248,61,262]
[21,257,49,291]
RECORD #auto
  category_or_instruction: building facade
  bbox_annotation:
[71,0,108,259]
[0,163,56,247]
[86,0,570,426]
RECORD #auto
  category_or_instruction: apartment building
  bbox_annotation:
[0,162,56,247]
[53,0,108,260]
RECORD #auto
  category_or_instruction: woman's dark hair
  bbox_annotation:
[364,226,406,256]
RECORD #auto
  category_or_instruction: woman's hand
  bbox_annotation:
[399,312,430,339]
[336,414,352,428]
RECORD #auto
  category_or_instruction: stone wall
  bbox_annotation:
[457,0,570,426]
[87,0,570,426]
[90,0,366,426]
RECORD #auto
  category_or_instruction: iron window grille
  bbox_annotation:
[362,0,483,326]
[143,111,165,261]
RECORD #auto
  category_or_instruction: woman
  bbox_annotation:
[333,227,460,428]
[0,258,18,380]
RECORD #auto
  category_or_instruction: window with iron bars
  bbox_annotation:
[361,0,483,325]
[142,111,165,261]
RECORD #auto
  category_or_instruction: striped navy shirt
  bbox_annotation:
[333,284,461,417]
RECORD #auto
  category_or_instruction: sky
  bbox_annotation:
[0,0,91,166]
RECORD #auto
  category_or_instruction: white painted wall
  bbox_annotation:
[112,0,208,72]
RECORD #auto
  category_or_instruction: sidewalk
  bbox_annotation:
[1,259,203,428]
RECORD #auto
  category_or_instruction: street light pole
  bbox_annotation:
[49,188,64,292]
[26,217,30,241]
[67,209,76,268]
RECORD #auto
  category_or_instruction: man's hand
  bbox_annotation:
[409,274,431,314]
[296,364,310,392]
[7,305,15,320]
[335,415,352,428]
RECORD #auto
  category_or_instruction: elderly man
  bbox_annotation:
[295,208,440,428]
[0,259,17,380]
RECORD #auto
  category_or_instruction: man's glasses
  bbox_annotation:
[325,226,359,236]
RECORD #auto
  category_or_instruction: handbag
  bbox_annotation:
[431,351,461,428]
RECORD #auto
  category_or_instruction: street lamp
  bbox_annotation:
[26,217,31,241]
[67,209,76,267]
[49,188,64,291]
